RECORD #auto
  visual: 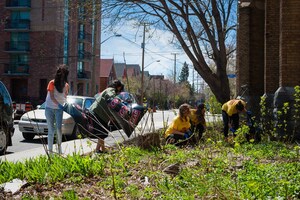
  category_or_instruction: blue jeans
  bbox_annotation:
[45,107,63,154]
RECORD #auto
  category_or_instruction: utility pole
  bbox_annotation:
[140,23,146,104]
[171,53,177,84]
[171,53,177,107]
[123,52,130,93]
[192,67,195,91]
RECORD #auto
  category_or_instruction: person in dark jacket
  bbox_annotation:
[189,103,206,142]
[89,80,124,153]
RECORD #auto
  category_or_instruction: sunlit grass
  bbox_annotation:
[0,131,300,199]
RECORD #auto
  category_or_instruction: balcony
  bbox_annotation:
[78,50,92,61]
[5,0,31,10]
[77,71,91,79]
[5,19,30,31]
[78,31,92,43]
[5,41,30,53]
[4,63,29,75]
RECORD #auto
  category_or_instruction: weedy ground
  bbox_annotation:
[1,128,300,199]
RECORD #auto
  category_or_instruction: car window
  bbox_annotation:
[84,99,95,109]
[0,82,12,105]
[67,97,83,108]
[39,102,46,109]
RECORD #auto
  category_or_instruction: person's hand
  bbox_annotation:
[184,130,192,139]
[58,104,64,110]
[229,127,236,133]
[184,133,190,139]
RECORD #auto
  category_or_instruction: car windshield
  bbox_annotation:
[38,97,94,110]
[38,102,45,109]
[67,97,83,108]
[0,82,12,105]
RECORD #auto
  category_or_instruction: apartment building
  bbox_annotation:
[0,0,101,106]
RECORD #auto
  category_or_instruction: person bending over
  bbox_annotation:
[221,99,247,140]
[89,80,124,153]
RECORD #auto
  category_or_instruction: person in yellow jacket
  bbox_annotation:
[189,103,206,142]
[222,99,247,139]
[165,103,192,144]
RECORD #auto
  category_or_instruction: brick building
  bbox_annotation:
[237,0,300,138]
[98,59,117,93]
[0,0,101,106]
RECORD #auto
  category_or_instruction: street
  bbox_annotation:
[4,110,220,157]
[4,110,176,155]
[6,124,48,155]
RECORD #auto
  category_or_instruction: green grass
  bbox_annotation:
[1,137,300,199]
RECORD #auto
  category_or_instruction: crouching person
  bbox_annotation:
[165,104,193,145]
[189,103,206,143]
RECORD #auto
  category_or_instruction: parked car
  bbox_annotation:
[18,96,95,140]
[12,101,33,120]
[0,81,15,155]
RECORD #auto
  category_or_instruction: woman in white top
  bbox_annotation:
[45,65,69,154]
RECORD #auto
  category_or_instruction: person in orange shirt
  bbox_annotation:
[221,99,247,139]
[189,103,206,142]
[165,103,192,144]
[45,65,69,154]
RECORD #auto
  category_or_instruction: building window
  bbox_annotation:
[10,32,29,51]
[63,0,69,64]
[10,54,28,65]
[78,6,85,21]
[77,62,83,73]
[39,79,47,101]
[86,83,89,95]
[11,11,30,21]
[11,32,29,41]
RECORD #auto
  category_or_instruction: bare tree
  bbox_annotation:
[101,0,237,104]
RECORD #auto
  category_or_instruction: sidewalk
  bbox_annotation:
[0,110,221,163]
[0,110,177,163]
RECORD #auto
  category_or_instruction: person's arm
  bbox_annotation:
[170,129,185,136]
[65,83,69,97]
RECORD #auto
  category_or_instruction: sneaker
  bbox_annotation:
[95,149,104,154]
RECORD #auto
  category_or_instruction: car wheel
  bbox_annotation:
[22,132,35,140]
[0,128,7,155]
[67,124,80,140]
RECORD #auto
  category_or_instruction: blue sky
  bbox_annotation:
[100,22,200,82]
